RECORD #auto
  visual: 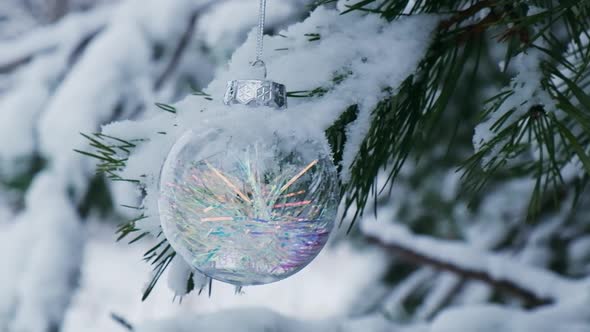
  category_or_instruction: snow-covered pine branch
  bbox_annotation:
[1,0,589,331]
[361,215,585,306]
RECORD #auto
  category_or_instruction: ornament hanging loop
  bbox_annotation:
[251,59,267,79]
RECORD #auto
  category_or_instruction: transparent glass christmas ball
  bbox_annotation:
[158,129,339,286]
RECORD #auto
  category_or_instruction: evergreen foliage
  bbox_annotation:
[75,0,590,313]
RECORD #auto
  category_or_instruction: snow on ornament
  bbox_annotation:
[158,0,339,286]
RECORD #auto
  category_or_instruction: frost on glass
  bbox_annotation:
[158,129,339,286]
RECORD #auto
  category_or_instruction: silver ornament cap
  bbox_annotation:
[223,60,287,110]
[223,79,287,109]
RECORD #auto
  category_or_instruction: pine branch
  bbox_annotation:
[342,30,472,230]
[154,0,232,91]
[336,0,590,228]
[153,13,197,91]
[362,219,584,307]
[0,55,33,74]
[461,9,590,218]
[75,132,142,183]
[143,245,175,301]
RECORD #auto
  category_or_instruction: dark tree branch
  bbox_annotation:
[50,0,70,23]
[154,3,206,91]
[154,0,230,91]
[366,235,553,307]
[0,12,106,74]
[153,10,199,91]
[0,55,34,74]
[67,27,103,65]
[1,26,102,76]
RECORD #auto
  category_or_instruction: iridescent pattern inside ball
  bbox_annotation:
[158,131,339,285]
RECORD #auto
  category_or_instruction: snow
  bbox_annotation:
[136,308,330,332]
[569,236,590,274]
[0,2,38,39]
[381,268,435,318]
[61,222,388,332]
[197,0,310,61]
[472,45,555,169]
[361,211,585,303]
[4,172,85,332]
[0,1,246,330]
[167,257,209,298]
[431,300,590,332]
[38,1,153,186]
[108,180,143,218]
[0,219,34,330]
[0,3,113,69]
[1,2,588,332]
[464,178,534,249]
[102,6,439,240]
[97,8,439,307]
[0,6,112,178]
[0,6,105,64]
[415,273,459,320]
[134,308,427,332]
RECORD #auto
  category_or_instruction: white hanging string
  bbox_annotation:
[256,0,267,62]
[253,0,267,77]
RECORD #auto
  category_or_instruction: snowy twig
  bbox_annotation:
[154,0,228,90]
[153,10,199,91]
[66,27,104,65]
[362,218,584,307]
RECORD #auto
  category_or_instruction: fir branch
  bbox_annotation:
[460,16,590,219]
[287,88,328,98]
[326,105,359,176]
[142,244,176,301]
[342,26,474,230]
[287,69,352,98]
[75,132,143,183]
[155,102,177,114]
[338,0,590,228]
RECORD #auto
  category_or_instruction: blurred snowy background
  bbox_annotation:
[0,1,389,331]
[1,0,590,332]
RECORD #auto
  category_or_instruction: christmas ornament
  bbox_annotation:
[158,0,339,286]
